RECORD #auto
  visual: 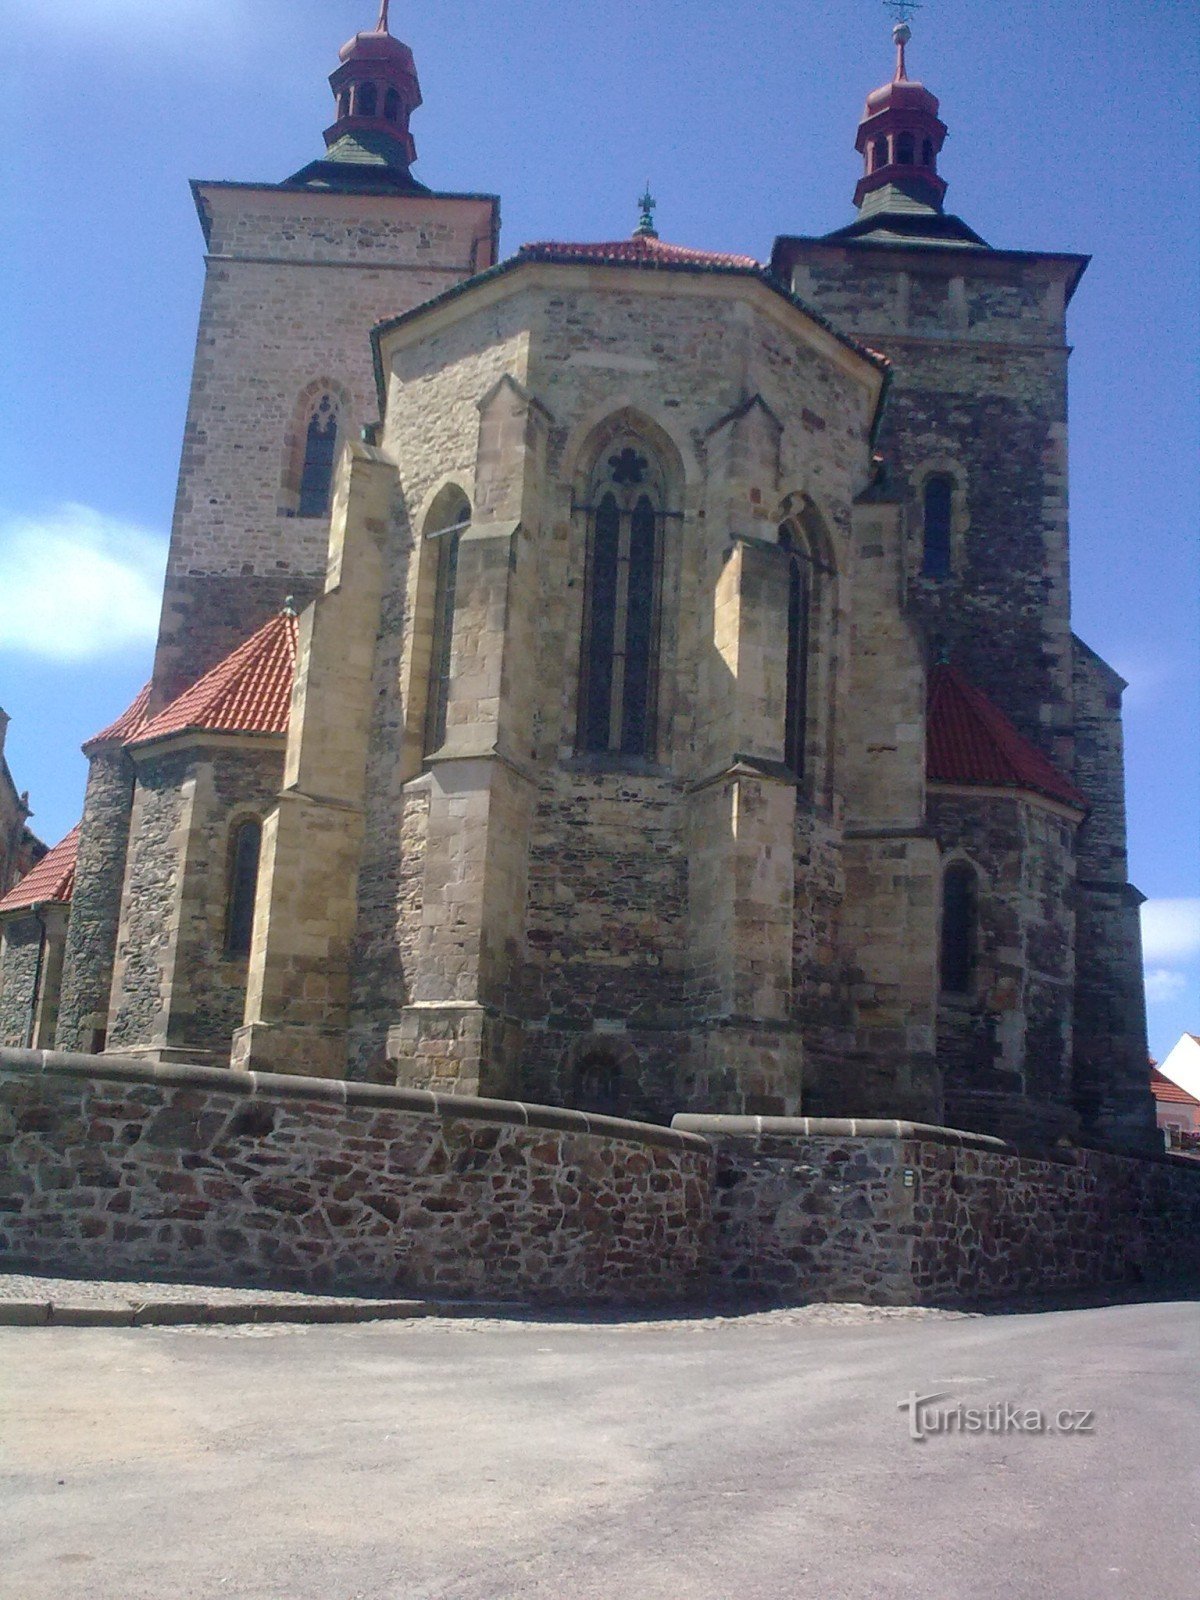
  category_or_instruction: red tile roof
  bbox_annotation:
[927,664,1087,811]
[518,235,759,270]
[83,682,153,754]
[0,825,80,915]
[1150,1069,1200,1108]
[133,610,299,747]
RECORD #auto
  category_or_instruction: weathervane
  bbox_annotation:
[883,1,923,22]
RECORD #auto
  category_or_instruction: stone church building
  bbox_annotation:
[0,7,1157,1154]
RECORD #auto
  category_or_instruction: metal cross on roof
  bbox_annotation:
[636,183,658,238]
[883,0,923,23]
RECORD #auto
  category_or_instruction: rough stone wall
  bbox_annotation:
[929,789,1079,1144]
[0,918,43,1049]
[0,1052,712,1305]
[1070,639,1156,1151]
[681,1118,1200,1304]
[107,742,283,1058]
[55,748,137,1053]
[154,187,496,702]
[784,245,1077,764]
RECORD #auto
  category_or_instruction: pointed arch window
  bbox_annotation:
[778,524,814,776]
[423,490,471,757]
[922,474,954,578]
[940,862,976,995]
[225,819,262,959]
[578,443,665,758]
[298,394,340,518]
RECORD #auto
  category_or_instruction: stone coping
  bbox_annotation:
[0,1048,709,1156]
[671,1113,1012,1154]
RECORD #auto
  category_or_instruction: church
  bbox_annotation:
[0,5,1157,1156]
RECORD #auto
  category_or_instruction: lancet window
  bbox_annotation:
[225,819,263,959]
[298,394,340,518]
[423,489,471,757]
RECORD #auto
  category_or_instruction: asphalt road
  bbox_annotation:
[1,1299,1197,1599]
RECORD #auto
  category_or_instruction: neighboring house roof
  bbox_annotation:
[0,825,80,915]
[83,682,153,754]
[132,609,299,747]
[1150,1069,1200,1109]
[927,664,1088,811]
[518,235,759,270]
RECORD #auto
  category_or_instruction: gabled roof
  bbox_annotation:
[927,663,1087,811]
[0,825,80,915]
[1150,1069,1200,1109]
[83,683,153,754]
[518,235,758,270]
[133,610,299,748]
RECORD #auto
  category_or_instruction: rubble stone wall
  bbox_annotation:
[0,1051,711,1304]
[679,1116,1200,1303]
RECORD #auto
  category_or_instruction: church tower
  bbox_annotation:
[772,19,1155,1153]
[152,3,498,704]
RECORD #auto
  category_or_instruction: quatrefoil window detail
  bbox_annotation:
[608,447,648,486]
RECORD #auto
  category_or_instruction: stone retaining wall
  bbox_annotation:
[676,1115,1200,1303]
[0,1051,711,1304]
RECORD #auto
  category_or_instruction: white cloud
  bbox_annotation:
[1141,898,1200,963]
[0,504,166,663]
[1145,968,1190,1005]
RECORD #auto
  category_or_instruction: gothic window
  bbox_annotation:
[423,490,471,757]
[578,442,665,759]
[940,862,976,995]
[778,525,813,776]
[356,82,378,118]
[298,394,339,518]
[897,132,916,165]
[922,475,954,578]
[873,137,889,171]
[225,819,262,959]
[573,1052,621,1116]
[384,88,400,122]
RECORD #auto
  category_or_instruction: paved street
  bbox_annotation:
[1,1298,1197,1599]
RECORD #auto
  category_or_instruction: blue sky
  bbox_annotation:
[0,0,1196,1058]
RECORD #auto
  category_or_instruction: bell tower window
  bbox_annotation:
[897,132,916,165]
[578,443,665,759]
[922,475,954,579]
[356,83,378,118]
[384,88,401,122]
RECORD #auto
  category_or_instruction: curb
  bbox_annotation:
[0,1297,439,1329]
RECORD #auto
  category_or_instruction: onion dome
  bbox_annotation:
[854,22,948,215]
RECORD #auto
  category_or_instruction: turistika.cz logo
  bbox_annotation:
[899,1391,1096,1442]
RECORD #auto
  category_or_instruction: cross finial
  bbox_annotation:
[635,183,658,239]
[376,1,391,33]
[883,1,922,22]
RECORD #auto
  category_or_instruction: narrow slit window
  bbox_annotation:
[298,395,339,518]
[779,525,813,777]
[922,475,954,578]
[940,863,976,995]
[578,447,664,759]
[225,820,262,959]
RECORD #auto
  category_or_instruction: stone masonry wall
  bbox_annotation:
[55,748,137,1053]
[0,919,42,1049]
[0,1051,711,1305]
[678,1116,1200,1304]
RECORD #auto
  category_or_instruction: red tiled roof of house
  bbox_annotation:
[133,610,299,747]
[1150,1069,1200,1108]
[0,825,80,915]
[927,664,1088,811]
[83,682,153,753]
[518,235,759,270]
